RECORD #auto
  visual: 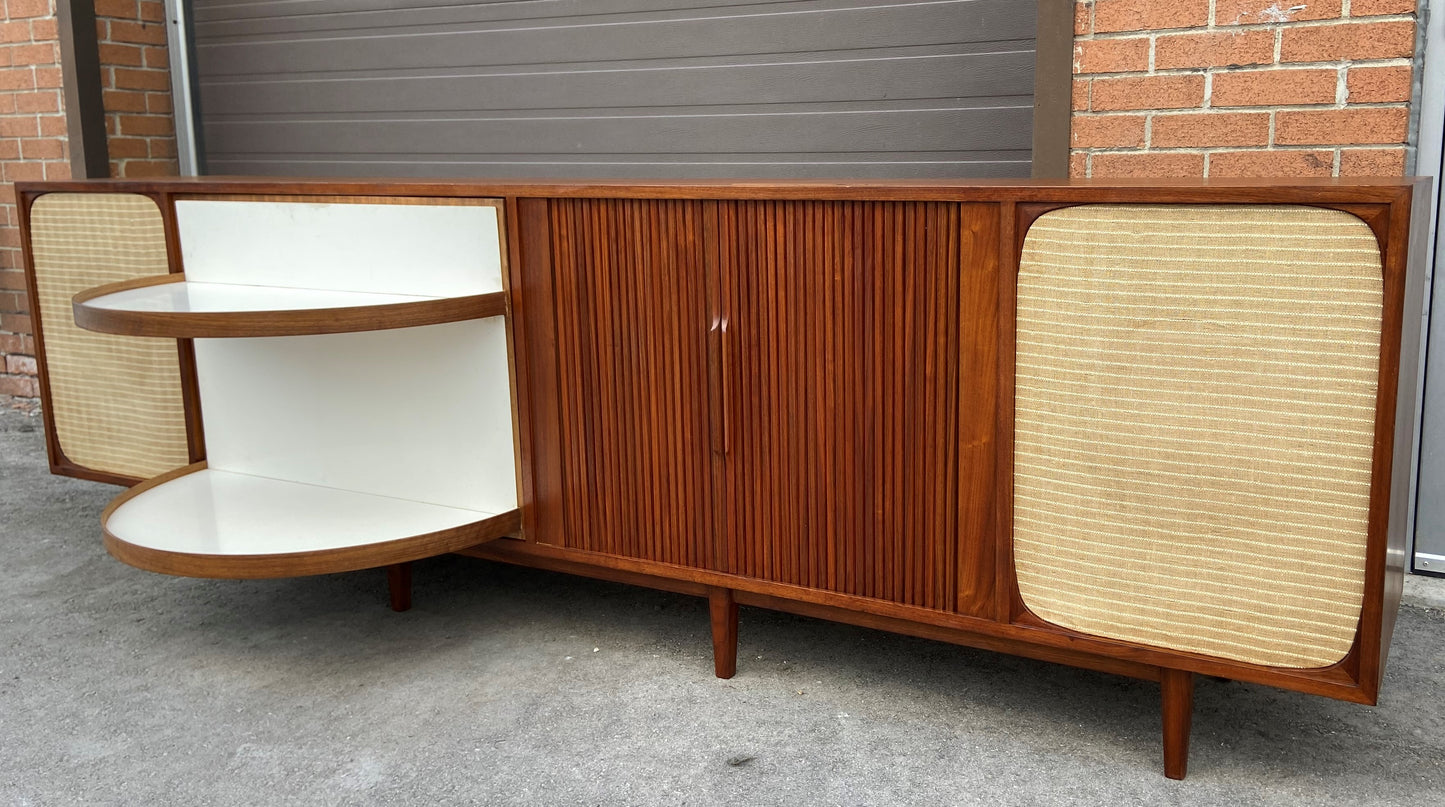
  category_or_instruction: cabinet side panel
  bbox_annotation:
[717,200,962,612]
[26,193,190,480]
[546,199,714,566]
[1013,204,1381,669]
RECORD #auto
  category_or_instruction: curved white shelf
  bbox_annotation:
[87,280,437,314]
[72,276,507,338]
[102,465,518,578]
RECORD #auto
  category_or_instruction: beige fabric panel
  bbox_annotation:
[1014,204,1382,669]
[30,193,190,479]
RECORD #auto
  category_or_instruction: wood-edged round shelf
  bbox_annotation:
[101,462,520,578]
[72,275,506,338]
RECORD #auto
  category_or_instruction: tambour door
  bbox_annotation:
[514,198,715,567]
[710,201,1000,615]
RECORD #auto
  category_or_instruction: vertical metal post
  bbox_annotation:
[165,0,202,175]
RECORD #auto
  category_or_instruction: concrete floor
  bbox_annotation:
[2,403,1443,806]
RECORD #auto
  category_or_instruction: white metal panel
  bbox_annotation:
[175,199,503,296]
[194,319,517,515]
[106,468,495,556]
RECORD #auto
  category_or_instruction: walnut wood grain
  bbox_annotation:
[1162,669,1194,780]
[72,277,507,338]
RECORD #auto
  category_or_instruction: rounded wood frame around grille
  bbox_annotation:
[1012,204,1384,669]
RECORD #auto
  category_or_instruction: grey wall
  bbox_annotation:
[190,0,1041,178]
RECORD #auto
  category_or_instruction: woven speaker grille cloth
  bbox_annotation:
[30,193,189,478]
[1014,205,1382,669]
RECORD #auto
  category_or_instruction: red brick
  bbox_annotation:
[0,313,31,334]
[1152,112,1270,147]
[1075,2,1092,36]
[0,332,29,353]
[118,114,173,136]
[146,92,173,114]
[11,42,57,66]
[42,161,72,181]
[1094,0,1210,33]
[14,91,59,113]
[150,137,177,157]
[1214,0,1342,25]
[1090,74,1206,111]
[106,136,150,158]
[95,0,139,17]
[1212,68,1339,107]
[0,140,19,160]
[0,375,39,397]
[0,290,25,314]
[1339,148,1406,176]
[6,0,52,19]
[20,138,63,160]
[0,67,35,90]
[143,46,169,70]
[1154,30,1274,69]
[1074,36,1149,74]
[0,269,26,291]
[106,21,169,46]
[0,22,34,43]
[33,67,61,89]
[138,0,168,23]
[103,89,148,113]
[4,354,37,376]
[112,67,170,91]
[0,118,39,138]
[0,229,18,249]
[1071,114,1147,148]
[1280,20,1415,62]
[99,43,145,67]
[0,94,14,114]
[1091,151,1207,177]
[1350,0,1416,15]
[1072,78,1090,111]
[37,114,66,136]
[1346,65,1413,103]
[31,19,58,40]
[1275,107,1409,144]
[1069,151,1089,177]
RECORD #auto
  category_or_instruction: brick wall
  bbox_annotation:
[97,0,177,177]
[1071,0,1419,177]
[0,0,177,406]
[0,0,66,401]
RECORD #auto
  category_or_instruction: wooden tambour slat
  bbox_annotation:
[541,199,714,567]
[713,200,980,613]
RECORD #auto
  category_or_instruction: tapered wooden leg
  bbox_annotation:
[708,587,738,679]
[387,562,412,613]
[1161,668,1194,780]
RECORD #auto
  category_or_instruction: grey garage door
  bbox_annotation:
[189,0,1055,179]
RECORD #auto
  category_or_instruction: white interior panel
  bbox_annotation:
[195,319,517,514]
[86,281,435,313]
[108,469,494,555]
[175,199,503,296]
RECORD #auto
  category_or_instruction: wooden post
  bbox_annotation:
[387,562,413,612]
[1162,668,1194,780]
[708,587,738,679]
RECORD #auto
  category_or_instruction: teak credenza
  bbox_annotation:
[17,177,1431,779]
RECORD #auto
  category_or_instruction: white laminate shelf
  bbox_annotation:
[72,276,506,338]
[101,466,519,578]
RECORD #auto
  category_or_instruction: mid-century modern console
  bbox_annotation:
[17,177,1430,779]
